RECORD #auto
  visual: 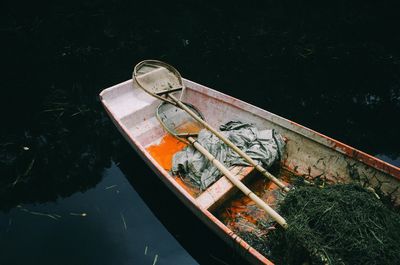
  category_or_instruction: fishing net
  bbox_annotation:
[155,99,286,190]
[251,183,400,265]
[134,60,185,105]
[171,121,285,190]
[156,101,205,144]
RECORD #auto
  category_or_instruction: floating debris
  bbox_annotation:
[41,107,65,113]
[120,212,127,230]
[152,254,158,265]
[105,184,117,190]
[12,158,35,186]
[23,158,35,176]
[17,205,61,220]
[69,212,87,217]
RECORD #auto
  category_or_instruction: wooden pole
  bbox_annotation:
[169,94,290,192]
[187,137,288,229]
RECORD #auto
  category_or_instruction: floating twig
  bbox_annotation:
[120,213,127,230]
[18,206,60,220]
[70,212,87,217]
[152,254,158,265]
[41,108,65,113]
[23,158,35,176]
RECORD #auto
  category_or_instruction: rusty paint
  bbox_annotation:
[217,171,291,236]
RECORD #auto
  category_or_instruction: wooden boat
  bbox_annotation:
[99,77,400,265]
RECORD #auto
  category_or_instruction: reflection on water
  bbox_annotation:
[0,163,198,265]
[0,89,120,210]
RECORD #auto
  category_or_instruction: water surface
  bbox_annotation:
[0,163,198,265]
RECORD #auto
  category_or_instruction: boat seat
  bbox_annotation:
[196,166,256,211]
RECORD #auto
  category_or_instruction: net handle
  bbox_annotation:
[134,60,289,228]
[133,60,289,193]
[169,94,290,193]
[187,136,288,229]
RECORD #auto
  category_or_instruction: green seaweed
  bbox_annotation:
[268,184,400,265]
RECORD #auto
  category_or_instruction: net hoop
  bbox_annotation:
[133,60,185,105]
[156,101,205,144]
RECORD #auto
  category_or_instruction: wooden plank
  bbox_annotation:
[196,166,255,210]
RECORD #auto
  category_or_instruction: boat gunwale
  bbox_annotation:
[182,78,400,180]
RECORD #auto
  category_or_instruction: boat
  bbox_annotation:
[99,76,400,265]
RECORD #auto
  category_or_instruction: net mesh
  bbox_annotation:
[156,101,205,142]
[134,60,184,103]
[136,66,181,93]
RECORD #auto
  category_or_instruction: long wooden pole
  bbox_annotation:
[169,94,290,192]
[187,137,288,229]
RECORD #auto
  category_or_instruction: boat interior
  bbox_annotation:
[100,79,400,227]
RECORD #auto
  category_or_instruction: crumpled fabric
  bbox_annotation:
[171,121,285,190]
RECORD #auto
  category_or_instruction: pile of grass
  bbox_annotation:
[268,184,400,265]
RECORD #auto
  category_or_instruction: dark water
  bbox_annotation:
[1,1,399,264]
[0,163,197,265]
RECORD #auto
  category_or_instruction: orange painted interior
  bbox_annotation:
[217,172,291,235]
[146,134,187,171]
[146,133,201,197]
[147,127,293,228]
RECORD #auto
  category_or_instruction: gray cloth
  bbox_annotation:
[171,121,285,190]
